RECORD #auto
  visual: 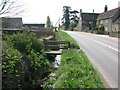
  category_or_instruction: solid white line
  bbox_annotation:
[87,37,120,52]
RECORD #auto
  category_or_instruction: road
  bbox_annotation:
[65,31,119,88]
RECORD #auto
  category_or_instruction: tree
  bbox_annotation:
[61,6,71,30]
[0,0,24,16]
[69,22,77,31]
[70,10,79,23]
[46,16,53,29]
[61,6,79,30]
[96,20,104,31]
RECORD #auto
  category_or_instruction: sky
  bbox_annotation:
[21,0,120,26]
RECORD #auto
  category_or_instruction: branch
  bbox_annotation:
[0,0,15,15]
[0,0,25,16]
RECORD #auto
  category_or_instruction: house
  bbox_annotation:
[77,9,99,31]
[23,23,45,29]
[0,17,23,30]
[97,6,120,32]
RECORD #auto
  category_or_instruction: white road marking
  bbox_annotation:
[87,37,120,52]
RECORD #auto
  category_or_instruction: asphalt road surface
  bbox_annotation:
[65,31,119,88]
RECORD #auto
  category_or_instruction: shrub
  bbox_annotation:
[117,31,120,33]
[69,22,77,31]
[111,30,120,33]
[2,41,23,89]
[2,30,50,89]
[7,31,44,53]
[32,29,54,38]
[22,49,50,88]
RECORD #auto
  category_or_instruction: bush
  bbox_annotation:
[7,31,44,53]
[111,30,120,33]
[2,30,50,89]
[69,22,77,31]
[22,49,50,88]
[2,41,23,89]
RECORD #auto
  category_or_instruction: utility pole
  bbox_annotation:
[92,9,95,30]
[58,17,60,30]
[55,17,60,30]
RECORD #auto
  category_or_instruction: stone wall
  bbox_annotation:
[112,23,119,31]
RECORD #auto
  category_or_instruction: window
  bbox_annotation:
[100,20,102,24]
[105,19,108,23]
[89,21,92,24]
[105,27,108,31]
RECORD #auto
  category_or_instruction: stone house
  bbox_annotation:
[77,9,99,31]
[0,17,23,30]
[97,6,120,32]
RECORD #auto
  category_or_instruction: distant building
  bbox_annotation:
[23,24,45,28]
[0,17,23,30]
[97,6,120,32]
[77,9,99,31]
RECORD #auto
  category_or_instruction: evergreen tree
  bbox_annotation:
[61,6,79,30]
[46,16,53,29]
[61,6,71,30]
[70,10,79,23]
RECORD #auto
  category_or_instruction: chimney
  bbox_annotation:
[104,5,108,12]
[118,1,120,7]
[80,9,82,14]
[93,9,94,13]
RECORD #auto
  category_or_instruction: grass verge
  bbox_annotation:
[54,49,104,88]
[54,31,79,49]
[43,31,104,88]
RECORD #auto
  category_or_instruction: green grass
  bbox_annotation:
[43,31,105,88]
[53,31,79,49]
[110,30,120,33]
[54,49,104,88]
[57,31,79,49]
[53,31,62,41]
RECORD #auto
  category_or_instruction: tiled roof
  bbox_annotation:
[114,17,120,23]
[81,13,99,21]
[97,7,120,20]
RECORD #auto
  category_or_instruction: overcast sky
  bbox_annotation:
[21,0,120,26]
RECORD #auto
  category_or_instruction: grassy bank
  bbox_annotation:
[43,31,104,88]
[55,49,104,88]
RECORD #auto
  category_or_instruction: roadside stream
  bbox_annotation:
[50,55,61,78]
[44,54,61,88]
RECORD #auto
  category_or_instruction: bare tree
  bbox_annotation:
[0,0,25,16]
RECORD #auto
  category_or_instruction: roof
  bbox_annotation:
[0,17,22,19]
[81,13,99,21]
[23,24,45,28]
[114,17,120,23]
[0,17,23,29]
[97,7,120,20]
